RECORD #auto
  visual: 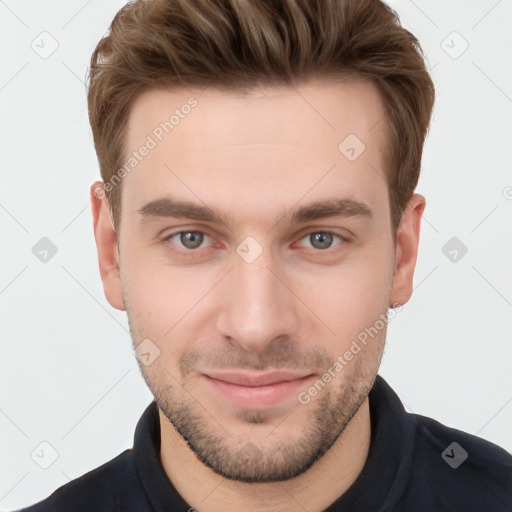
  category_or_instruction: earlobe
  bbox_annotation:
[390,193,426,308]
[90,182,126,311]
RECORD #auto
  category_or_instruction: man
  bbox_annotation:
[19,0,512,510]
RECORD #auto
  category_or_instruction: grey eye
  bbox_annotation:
[179,231,205,249]
[309,232,334,249]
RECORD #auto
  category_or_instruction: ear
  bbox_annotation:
[390,193,426,307]
[90,182,125,311]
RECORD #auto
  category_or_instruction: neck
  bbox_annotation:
[159,398,371,512]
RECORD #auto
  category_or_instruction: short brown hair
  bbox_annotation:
[87,0,435,234]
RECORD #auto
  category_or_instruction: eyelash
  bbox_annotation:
[161,229,347,254]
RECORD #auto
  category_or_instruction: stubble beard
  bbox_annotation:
[125,287,383,483]
[143,365,376,483]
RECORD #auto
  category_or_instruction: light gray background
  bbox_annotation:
[1,0,511,509]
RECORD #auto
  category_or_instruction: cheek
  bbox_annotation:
[121,253,217,346]
[122,269,197,381]
[288,247,394,350]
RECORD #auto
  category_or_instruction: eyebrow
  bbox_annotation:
[136,196,372,228]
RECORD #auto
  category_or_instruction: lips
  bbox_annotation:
[200,370,314,409]
[203,370,311,387]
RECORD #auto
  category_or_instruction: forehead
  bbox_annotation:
[121,79,389,224]
[127,78,387,149]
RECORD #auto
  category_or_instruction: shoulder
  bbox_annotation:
[15,449,148,512]
[405,412,512,510]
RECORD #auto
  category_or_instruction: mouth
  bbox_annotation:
[200,370,315,409]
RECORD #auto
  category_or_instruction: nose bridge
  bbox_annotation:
[216,247,299,352]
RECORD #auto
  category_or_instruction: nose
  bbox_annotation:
[215,249,301,354]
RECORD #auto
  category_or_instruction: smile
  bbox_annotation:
[200,371,315,409]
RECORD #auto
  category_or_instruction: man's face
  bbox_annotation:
[94,79,420,482]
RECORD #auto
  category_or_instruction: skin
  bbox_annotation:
[91,79,424,512]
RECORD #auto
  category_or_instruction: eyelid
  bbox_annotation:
[161,228,214,250]
[295,230,346,250]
